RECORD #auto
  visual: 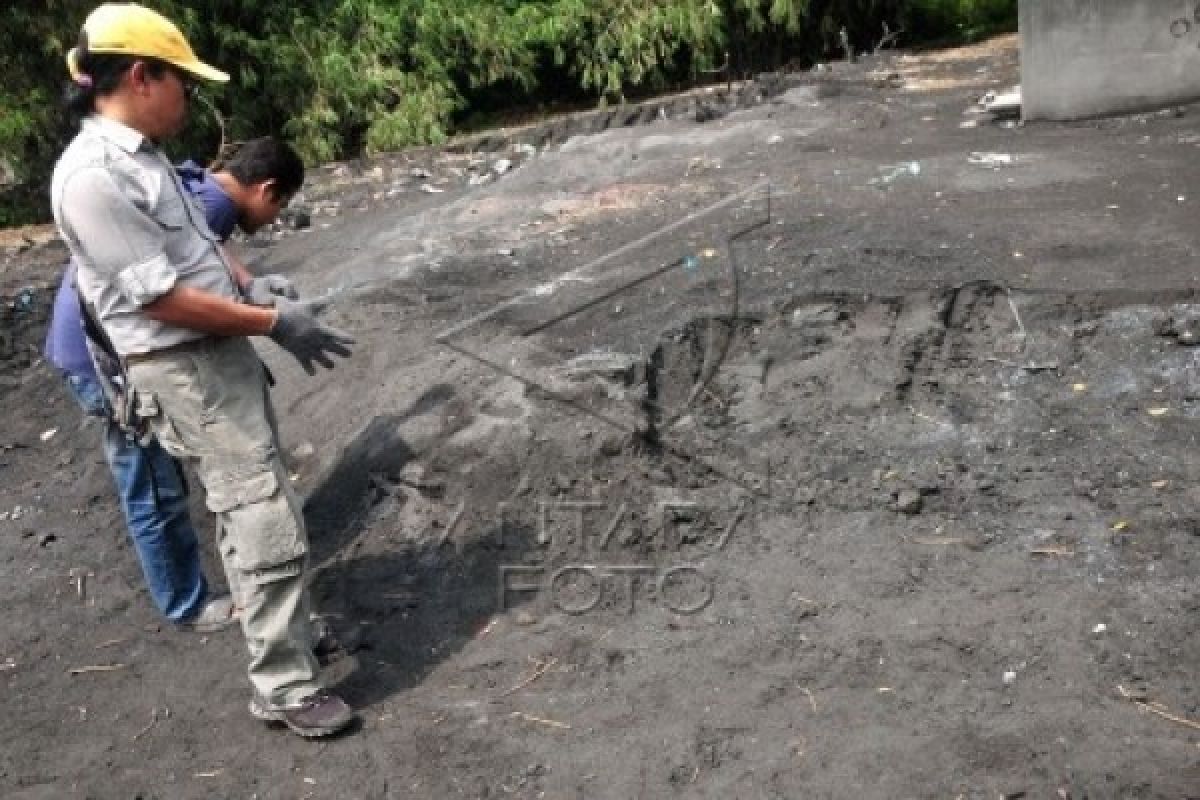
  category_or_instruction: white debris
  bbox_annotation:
[1092,623,1107,635]
[40,428,58,442]
[1002,670,1017,685]
[492,158,513,176]
[968,152,1015,168]
[974,86,1022,116]
[869,161,921,187]
[419,184,445,194]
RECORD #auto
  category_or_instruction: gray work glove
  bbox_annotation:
[244,274,300,307]
[268,298,355,375]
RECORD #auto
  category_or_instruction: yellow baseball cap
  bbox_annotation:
[66,3,228,83]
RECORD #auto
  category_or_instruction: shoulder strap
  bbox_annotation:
[74,286,122,367]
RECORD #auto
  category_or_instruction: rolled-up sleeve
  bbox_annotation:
[58,167,178,307]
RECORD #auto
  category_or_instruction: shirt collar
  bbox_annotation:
[81,115,150,154]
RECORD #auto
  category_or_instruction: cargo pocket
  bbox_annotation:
[206,463,308,573]
[132,390,184,455]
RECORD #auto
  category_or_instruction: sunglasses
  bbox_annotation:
[170,68,200,100]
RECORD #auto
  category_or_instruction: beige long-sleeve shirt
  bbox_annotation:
[51,115,239,356]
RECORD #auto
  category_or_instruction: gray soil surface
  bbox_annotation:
[3,36,1200,798]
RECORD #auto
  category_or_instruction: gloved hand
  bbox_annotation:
[268,298,355,375]
[244,274,300,307]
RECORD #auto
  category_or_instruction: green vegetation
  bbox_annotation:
[0,0,1015,226]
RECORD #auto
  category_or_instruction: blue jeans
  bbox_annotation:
[66,374,208,622]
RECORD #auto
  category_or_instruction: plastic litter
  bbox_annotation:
[973,86,1022,117]
[13,287,36,313]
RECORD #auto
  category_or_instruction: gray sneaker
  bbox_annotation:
[249,690,357,738]
[176,594,237,633]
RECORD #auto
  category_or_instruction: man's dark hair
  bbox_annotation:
[223,137,305,199]
[62,31,170,126]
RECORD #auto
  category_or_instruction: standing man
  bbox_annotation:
[52,4,356,737]
[45,138,308,632]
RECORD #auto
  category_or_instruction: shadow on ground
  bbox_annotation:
[300,382,537,710]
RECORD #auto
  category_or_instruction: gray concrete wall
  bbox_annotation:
[1021,0,1200,120]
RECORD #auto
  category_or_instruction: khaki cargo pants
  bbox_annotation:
[128,336,320,707]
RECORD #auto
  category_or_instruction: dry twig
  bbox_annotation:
[1001,284,1028,349]
[984,357,1058,372]
[1118,685,1200,732]
[133,707,168,741]
[800,687,818,713]
[913,536,967,546]
[1030,546,1075,557]
[95,638,128,649]
[68,664,126,675]
[498,657,558,698]
[510,711,570,730]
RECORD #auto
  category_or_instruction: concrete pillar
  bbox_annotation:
[1020,0,1200,120]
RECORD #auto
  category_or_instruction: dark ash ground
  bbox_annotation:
[3,36,1200,799]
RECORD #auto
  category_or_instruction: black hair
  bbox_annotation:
[222,137,306,199]
[62,30,170,126]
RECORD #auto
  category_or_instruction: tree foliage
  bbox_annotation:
[0,0,1015,225]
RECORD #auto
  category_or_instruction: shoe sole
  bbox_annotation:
[248,700,356,738]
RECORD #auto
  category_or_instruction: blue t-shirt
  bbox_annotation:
[45,164,237,379]
[177,161,238,241]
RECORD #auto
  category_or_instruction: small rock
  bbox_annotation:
[281,208,312,230]
[794,486,817,507]
[598,435,624,458]
[492,158,513,176]
[892,489,923,515]
[290,441,315,461]
[515,610,537,626]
